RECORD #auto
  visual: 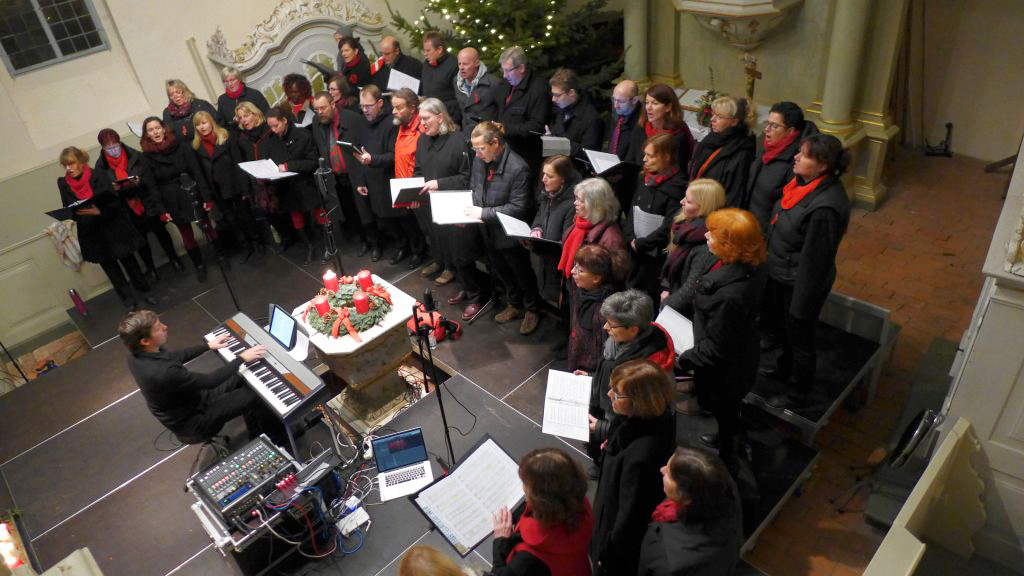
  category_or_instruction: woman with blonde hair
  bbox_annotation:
[163,78,220,143]
[673,207,766,471]
[235,100,278,254]
[216,67,269,133]
[659,178,726,301]
[688,95,756,207]
[398,545,473,576]
[191,110,260,260]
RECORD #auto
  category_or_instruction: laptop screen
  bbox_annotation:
[373,428,429,473]
[268,304,297,349]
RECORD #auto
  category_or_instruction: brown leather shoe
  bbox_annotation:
[462,302,483,321]
[519,311,540,335]
[420,261,442,277]
[448,290,468,305]
[434,269,456,285]
[494,305,524,324]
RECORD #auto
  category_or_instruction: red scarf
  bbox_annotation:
[780,174,826,210]
[201,131,218,157]
[166,99,192,119]
[104,151,129,180]
[141,130,176,154]
[66,165,94,200]
[645,120,683,139]
[645,164,680,187]
[651,497,684,523]
[695,148,721,178]
[226,82,245,100]
[344,52,363,70]
[290,99,309,121]
[762,130,799,164]
[558,216,594,278]
[329,114,348,174]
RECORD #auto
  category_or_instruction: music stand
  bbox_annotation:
[313,158,346,275]
[182,174,240,312]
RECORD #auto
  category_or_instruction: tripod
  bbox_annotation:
[182,173,241,312]
[412,289,456,471]
[313,159,346,275]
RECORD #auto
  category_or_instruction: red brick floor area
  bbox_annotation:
[744,150,1009,575]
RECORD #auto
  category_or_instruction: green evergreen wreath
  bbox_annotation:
[303,282,393,339]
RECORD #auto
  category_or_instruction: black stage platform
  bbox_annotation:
[4,243,818,575]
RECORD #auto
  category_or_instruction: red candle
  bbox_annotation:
[323,270,339,292]
[313,295,329,316]
[357,269,373,291]
[353,291,369,314]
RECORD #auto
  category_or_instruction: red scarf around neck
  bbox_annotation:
[762,130,800,164]
[651,497,684,523]
[166,99,192,119]
[344,52,362,70]
[201,131,218,156]
[104,151,129,180]
[645,120,682,139]
[290,99,309,121]
[226,82,245,100]
[780,174,826,210]
[66,165,94,200]
[558,216,595,278]
[645,164,680,187]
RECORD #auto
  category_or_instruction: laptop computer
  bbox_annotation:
[373,428,434,502]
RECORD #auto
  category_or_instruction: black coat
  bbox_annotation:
[217,86,270,133]
[420,51,461,125]
[371,53,422,91]
[470,145,534,251]
[456,68,503,135]
[628,123,695,170]
[675,247,766,402]
[688,126,756,208]
[143,139,212,222]
[236,124,283,214]
[765,175,850,320]
[129,344,243,440]
[747,121,819,233]
[530,181,578,303]
[605,109,641,161]
[550,97,604,158]
[624,169,689,302]
[272,124,320,212]
[309,109,367,186]
[94,146,162,218]
[339,53,373,87]
[192,133,248,202]
[568,283,616,373]
[414,130,470,187]
[637,507,742,576]
[361,112,401,218]
[496,69,550,175]
[163,99,221,144]
[57,171,141,262]
[591,412,677,576]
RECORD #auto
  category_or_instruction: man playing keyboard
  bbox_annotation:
[120,310,283,445]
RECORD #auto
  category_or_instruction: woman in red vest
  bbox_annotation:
[490,447,594,576]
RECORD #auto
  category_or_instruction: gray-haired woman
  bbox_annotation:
[416,97,470,285]
[583,289,675,462]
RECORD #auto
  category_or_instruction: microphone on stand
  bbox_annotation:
[423,288,437,313]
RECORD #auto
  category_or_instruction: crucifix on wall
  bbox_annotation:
[741,51,762,101]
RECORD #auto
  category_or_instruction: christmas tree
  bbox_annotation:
[385,0,622,100]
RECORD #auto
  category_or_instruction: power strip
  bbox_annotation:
[335,496,369,536]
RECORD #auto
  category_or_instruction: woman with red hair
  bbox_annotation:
[673,208,766,472]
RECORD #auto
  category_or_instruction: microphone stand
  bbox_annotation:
[413,289,456,471]
[313,158,346,274]
[1,339,29,385]
[181,173,240,312]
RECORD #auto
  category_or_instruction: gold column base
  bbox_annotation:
[648,72,683,89]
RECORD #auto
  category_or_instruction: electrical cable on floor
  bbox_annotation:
[443,383,478,437]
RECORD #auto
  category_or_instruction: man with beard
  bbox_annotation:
[356,88,426,268]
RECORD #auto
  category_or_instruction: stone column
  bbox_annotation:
[623,0,649,83]
[819,0,872,128]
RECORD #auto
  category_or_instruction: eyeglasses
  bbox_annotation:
[711,112,735,120]
[605,321,625,330]
[471,145,489,152]
[611,390,630,401]
[551,91,566,99]
[763,120,787,131]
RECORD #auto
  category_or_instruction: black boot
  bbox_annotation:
[297,228,314,266]
[187,249,207,282]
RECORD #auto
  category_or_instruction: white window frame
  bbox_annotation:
[0,0,109,76]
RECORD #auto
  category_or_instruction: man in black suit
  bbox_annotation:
[548,67,604,157]
[495,46,550,176]
[420,31,461,125]
[120,310,278,443]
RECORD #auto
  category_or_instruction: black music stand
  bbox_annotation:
[1,339,29,385]
[313,159,346,275]
[182,174,241,312]
[412,290,456,470]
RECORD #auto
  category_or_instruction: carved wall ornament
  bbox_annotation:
[675,0,803,51]
[1005,205,1024,277]
[206,0,385,71]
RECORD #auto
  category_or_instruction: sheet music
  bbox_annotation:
[390,177,425,204]
[430,191,480,224]
[632,205,665,239]
[414,438,524,555]
[584,149,622,174]
[542,370,591,441]
[387,68,421,93]
[295,110,314,128]
[541,135,571,157]
[126,122,143,138]
[656,305,695,354]
[238,159,297,180]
